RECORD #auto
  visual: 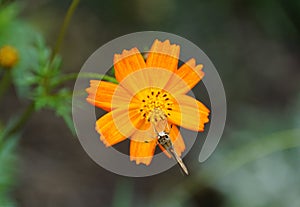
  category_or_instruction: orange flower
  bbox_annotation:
[86,39,210,166]
[0,45,18,69]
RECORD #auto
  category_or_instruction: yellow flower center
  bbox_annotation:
[136,88,174,123]
[0,45,18,69]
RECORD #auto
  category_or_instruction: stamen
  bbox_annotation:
[136,88,174,121]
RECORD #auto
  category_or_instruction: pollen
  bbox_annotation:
[136,88,174,122]
[0,45,19,69]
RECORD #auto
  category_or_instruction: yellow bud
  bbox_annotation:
[0,45,19,69]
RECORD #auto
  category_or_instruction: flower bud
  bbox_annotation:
[0,45,19,69]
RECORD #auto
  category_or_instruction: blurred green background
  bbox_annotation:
[1,0,300,206]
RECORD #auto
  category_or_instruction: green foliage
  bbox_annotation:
[0,129,18,207]
[29,38,75,134]
[107,67,115,77]
[0,3,19,29]
[0,2,74,134]
[0,2,39,97]
[34,88,74,134]
[0,2,79,205]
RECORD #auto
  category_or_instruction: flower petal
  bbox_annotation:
[169,125,185,157]
[86,80,133,111]
[168,95,210,131]
[165,58,204,94]
[130,139,157,166]
[131,121,154,142]
[146,39,180,72]
[158,124,185,158]
[96,107,143,147]
[118,68,173,98]
[114,47,147,83]
[86,80,116,111]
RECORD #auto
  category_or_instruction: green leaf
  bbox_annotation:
[33,88,74,134]
[60,112,75,135]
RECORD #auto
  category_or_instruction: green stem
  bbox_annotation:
[0,70,12,102]
[58,72,119,84]
[7,102,35,136]
[51,0,80,60]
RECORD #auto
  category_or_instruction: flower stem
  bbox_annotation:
[58,72,119,84]
[0,70,12,102]
[7,102,35,136]
[51,0,80,60]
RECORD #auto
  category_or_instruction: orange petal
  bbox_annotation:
[165,58,204,94]
[114,47,147,83]
[130,139,157,165]
[169,125,185,157]
[118,68,173,98]
[86,80,116,111]
[96,107,143,147]
[158,124,185,158]
[131,121,154,142]
[146,39,180,72]
[169,95,210,131]
[86,80,133,111]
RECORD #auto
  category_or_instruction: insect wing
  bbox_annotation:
[168,147,189,175]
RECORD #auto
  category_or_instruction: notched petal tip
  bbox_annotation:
[150,39,179,55]
[90,79,100,85]
[86,97,94,104]
[99,135,112,147]
[130,139,156,166]
[168,95,210,132]
[114,47,146,82]
[130,156,152,166]
[95,111,129,147]
[195,64,204,78]
[85,80,118,111]
[166,58,205,94]
[97,126,120,147]
[146,39,180,71]
[95,125,110,147]
[114,47,140,62]
[113,54,121,62]
[186,58,196,67]
[163,39,170,44]
[186,59,204,77]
